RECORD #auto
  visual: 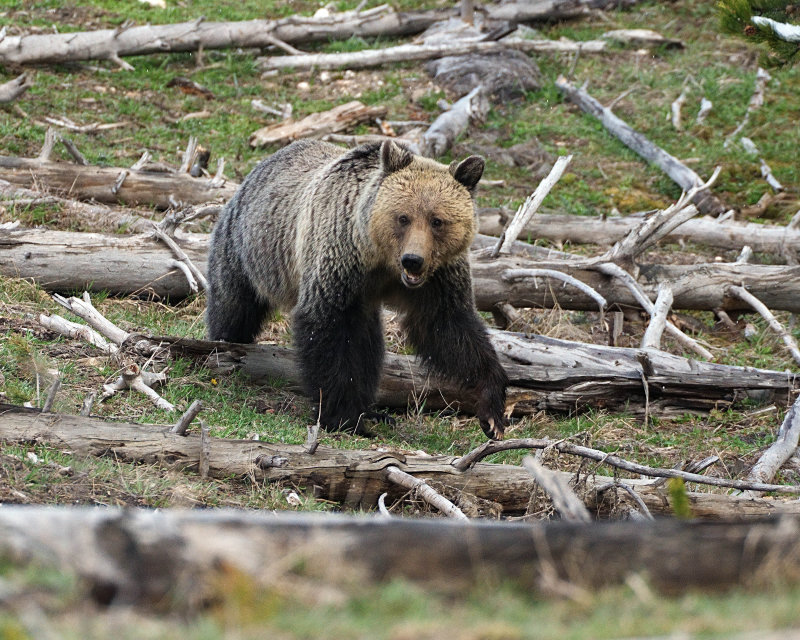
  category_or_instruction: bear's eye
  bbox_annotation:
[431,217,444,229]
[398,215,410,226]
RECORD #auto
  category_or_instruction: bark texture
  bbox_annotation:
[2,405,798,520]
[0,157,236,208]
[478,209,800,254]
[6,228,800,313]
[3,506,799,607]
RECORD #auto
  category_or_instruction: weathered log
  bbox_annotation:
[0,1,619,68]
[35,279,797,417]
[0,157,236,208]
[555,76,727,216]
[249,101,387,148]
[256,38,606,73]
[0,179,161,233]
[0,8,448,68]
[5,227,800,314]
[3,507,800,606]
[419,86,487,158]
[478,208,800,254]
[2,405,799,520]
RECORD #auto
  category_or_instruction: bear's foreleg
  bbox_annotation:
[293,299,385,434]
[401,261,508,440]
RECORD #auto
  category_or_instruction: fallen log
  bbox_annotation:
[249,101,387,148]
[3,507,800,606]
[256,37,607,73]
[0,1,619,68]
[36,294,798,417]
[555,76,727,216]
[478,208,800,254]
[0,7,447,68]
[2,405,799,519]
[419,86,487,158]
[5,227,800,313]
[0,156,237,209]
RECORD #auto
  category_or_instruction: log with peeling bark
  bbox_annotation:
[249,101,387,148]
[256,38,607,73]
[478,208,800,254]
[0,0,623,68]
[0,179,160,233]
[2,506,800,605]
[0,8,447,68]
[36,292,797,417]
[0,156,237,209]
[2,404,799,520]
[5,227,800,314]
[555,76,727,216]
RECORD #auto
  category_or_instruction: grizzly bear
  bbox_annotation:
[206,139,508,439]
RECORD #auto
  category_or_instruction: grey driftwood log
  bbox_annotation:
[5,227,800,314]
[256,38,606,73]
[0,156,237,208]
[2,405,799,519]
[479,208,800,255]
[2,506,799,606]
[33,291,797,417]
[0,0,628,68]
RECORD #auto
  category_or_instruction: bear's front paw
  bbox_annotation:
[478,413,506,441]
[474,379,508,441]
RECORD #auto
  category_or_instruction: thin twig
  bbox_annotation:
[494,155,573,256]
[52,293,129,345]
[724,67,771,148]
[452,437,800,494]
[377,493,392,517]
[80,392,97,417]
[199,420,210,479]
[152,224,209,291]
[522,457,592,522]
[502,268,606,314]
[728,285,800,367]
[594,481,654,520]
[171,399,204,435]
[595,263,713,360]
[641,283,673,350]
[744,393,800,496]
[40,376,61,413]
[168,259,198,293]
[384,465,468,520]
[695,97,712,125]
[39,313,118,354]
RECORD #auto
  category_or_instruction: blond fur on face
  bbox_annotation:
[369,159,476,288]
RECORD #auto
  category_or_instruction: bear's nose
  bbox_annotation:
[401,253,424,274]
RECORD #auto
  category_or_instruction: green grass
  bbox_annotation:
[3,0,800,633]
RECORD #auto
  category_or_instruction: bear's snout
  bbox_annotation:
[401,253,424,273]
[400,253,426,288]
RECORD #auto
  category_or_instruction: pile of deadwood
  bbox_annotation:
[3,0,800,604]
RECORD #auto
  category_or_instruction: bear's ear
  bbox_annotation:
[380,140,413,174]
[449,156,485,194]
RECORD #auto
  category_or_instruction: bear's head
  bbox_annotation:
[370,140,484,289]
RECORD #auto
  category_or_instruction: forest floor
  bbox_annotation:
[2,0,800,637]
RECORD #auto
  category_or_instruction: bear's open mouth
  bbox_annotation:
[401,269,425,288]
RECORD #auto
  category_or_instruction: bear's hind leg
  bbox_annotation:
[206,276,271,344]
[293,302,384,434]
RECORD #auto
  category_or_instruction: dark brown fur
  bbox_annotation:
[206,139,508,438]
